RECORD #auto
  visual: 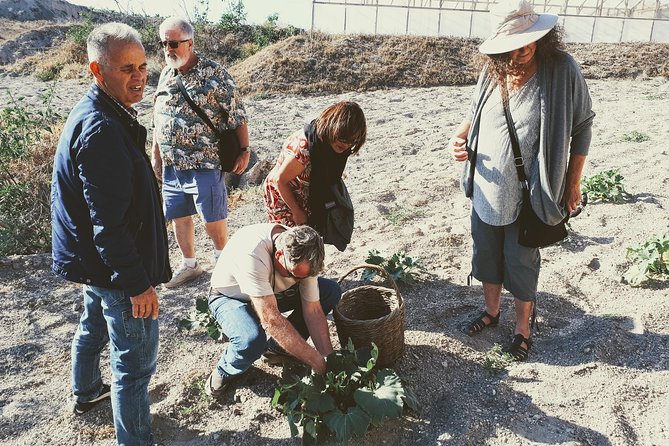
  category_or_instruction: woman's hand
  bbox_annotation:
[449,135,469,162]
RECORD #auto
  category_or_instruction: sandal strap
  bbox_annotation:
[507,333,533,361]
[465,310,500,335]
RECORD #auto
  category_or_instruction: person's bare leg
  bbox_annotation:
[513,298,533,340]
[173,216,196,259]
[205,219,228,251]
[483,282,503,321]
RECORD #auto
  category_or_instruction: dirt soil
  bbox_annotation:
[1,69,668,446]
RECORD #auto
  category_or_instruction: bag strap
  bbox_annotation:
[175,74,229,137]
[502,99,529,191]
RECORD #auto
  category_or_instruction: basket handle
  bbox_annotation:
[337,264,403,307]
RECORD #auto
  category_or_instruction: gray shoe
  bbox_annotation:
[204,370,231,398]
[164,263,203,289]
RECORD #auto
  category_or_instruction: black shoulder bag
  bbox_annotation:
[502,101,569,248]
[175,75,241,172]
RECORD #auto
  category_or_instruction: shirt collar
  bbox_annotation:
[90,83,138,122]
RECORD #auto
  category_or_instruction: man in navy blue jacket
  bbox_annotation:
[51,22,171,446]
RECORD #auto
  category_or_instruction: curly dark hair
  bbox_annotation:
[475,25,565,101]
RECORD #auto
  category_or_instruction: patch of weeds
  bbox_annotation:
[622,233,669,287]
[250,91,272,100]
[178,377,213,417]
[643,93,669,100]
[620,130,650,143]
[364,250,425,285]
[483,344,514,372]
[35,63,63,81]
[383,204,425,225]
[178,297,224,341]
[581,168,627,203]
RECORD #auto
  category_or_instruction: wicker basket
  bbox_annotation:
[333,264,405,367]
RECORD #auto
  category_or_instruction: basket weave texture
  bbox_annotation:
[333,264,405,367]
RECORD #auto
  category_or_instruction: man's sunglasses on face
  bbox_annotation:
[159,39,190,49]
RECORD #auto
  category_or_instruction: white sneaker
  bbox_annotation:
[164,262,204,289]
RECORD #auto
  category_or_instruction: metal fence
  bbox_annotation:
[310,0,669,42]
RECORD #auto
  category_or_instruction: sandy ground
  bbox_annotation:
[1,74,668,446]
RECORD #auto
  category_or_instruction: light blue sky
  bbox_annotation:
[68,0,313,28]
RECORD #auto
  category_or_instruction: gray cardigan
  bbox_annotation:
[462,51,596,225]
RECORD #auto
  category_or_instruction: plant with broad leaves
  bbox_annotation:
[483,344,514,372]
[622,233,669,287]
[177,297,224,341]
[272,341,420,445]
[363,250,424,284]
[620,130,650,143]
[581,168,628,203]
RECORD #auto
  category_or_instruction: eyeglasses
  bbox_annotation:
[282,256,310,280]
[159,39,190,49]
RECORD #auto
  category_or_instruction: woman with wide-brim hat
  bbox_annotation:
[449,0,595,360]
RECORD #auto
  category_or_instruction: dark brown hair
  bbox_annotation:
[315,101,367,155]
[476,25,565,100]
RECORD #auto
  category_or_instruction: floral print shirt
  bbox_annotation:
[263,129,313,226]
[153,54,247,170]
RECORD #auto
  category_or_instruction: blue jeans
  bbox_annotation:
[72,285,158,446]
[209,277,342,378]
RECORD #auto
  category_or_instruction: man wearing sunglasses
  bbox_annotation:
[204,224,342,397]
[152,17,251,289]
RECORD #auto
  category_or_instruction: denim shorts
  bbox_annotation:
[470,208,540,302]
[162,165,228,222]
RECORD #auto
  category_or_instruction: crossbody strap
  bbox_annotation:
[175,74,229,137]
[502,99,529,190]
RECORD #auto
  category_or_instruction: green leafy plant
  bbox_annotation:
[272,341,419,445]
[219,0,248,31]
[620,130,650,143]
[178,377,213,416]
[581,168,627,203]
[0,87,60,255]
[483,344,514,372]
[363,250,424,284]
[622,233,669,286]
[178,297,224,340]
[383,204,425,226]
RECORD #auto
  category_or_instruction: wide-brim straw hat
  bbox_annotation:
[479,0,559,55]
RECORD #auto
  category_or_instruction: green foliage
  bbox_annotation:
[178,297,224,340]
[0,88,60,255]
[383,204,425,225]
[35,63,64,82]
[66,12,94,47]
[581,169,627,203]
[363,250,424,285]
[623,233,669,286]
[272,341,419,445]
[620,130,650,143]
[219,0,248,30]
[178,377,213,416]
[643,93,669,100]
[483,344,514,372]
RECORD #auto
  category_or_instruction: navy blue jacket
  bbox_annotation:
[51,84,171,297]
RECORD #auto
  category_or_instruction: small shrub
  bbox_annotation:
[0,88,60,255]
[483,344,514,372]
[35,63,63,82]
[219,0,247,31]
[272,341,419,445]
[622,233,669,286]
[363,250,424,285]
[620,130,650,143]
[178,297,224,341]
[581,168,627,203]
[383,204,425,225]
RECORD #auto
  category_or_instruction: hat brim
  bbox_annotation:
[479,14,559,54]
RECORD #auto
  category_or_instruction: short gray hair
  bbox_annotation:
[158,17,195,40]
[87,22,143,65]
[276,226,325,275]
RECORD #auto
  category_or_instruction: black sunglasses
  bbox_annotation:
[159,39,190,49]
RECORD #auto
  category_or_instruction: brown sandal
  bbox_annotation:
[505,333,533,361]
[464,310,500,336]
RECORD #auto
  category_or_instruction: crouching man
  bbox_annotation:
[205,224,341,396]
